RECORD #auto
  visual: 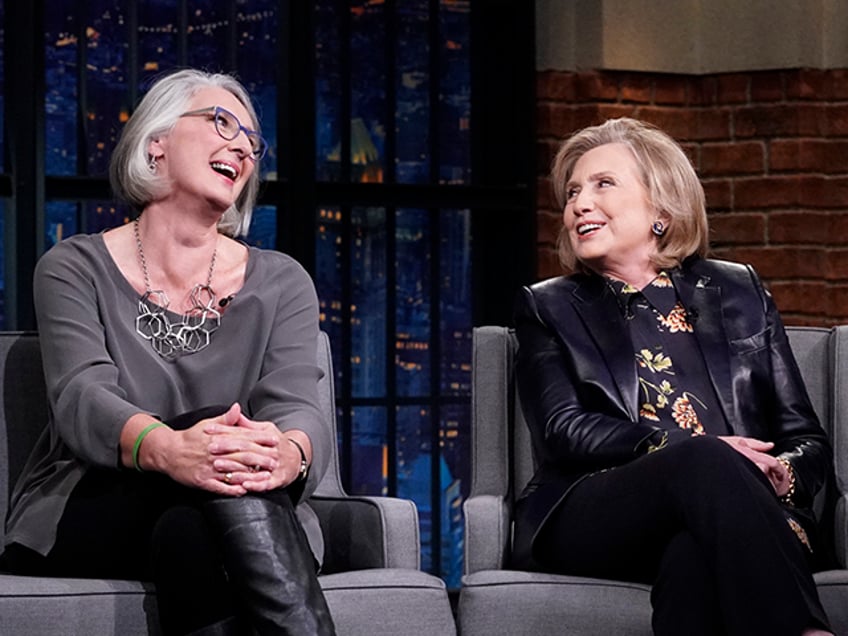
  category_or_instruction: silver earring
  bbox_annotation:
[148,157,158,173]
[651,220,665,237]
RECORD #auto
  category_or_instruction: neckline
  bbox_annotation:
[93,231,255,317]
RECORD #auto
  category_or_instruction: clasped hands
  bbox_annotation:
[161,403,308,496]
[718,435,792,498]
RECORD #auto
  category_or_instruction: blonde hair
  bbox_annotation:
[551,117,708,272]
[109,68,261,237]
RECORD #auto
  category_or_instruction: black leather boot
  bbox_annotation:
[203,490,336,636]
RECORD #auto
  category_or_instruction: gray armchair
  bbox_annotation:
[459,325,848,635]
[0,331,456,636]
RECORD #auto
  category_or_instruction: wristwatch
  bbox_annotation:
[288,438,309,482]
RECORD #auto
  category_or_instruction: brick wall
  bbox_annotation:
[536,69,848,327]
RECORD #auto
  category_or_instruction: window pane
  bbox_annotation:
[84,200,127,235]
[0,200,5,328]
[439,0,470,184]
[396,1,430,183]
[351,206,386,398]
[441,208,472,395]
[84,0,130,177]
[350,405,387,496]
[138,0,179,84]
[396,208,431,396]
[245,204,276,249]
[236,1,279,179]
[441,401,469,587]
[187,1,230,70]
[45,1,79,176]
[397,404,433,572]
[314,0,342,181]
[0,0,6,171]
[316,206,344,390]
[45,201,79,250]
[351,0,387,183]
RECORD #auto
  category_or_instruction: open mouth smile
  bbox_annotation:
[577,222,604,236]
[210,161,239,180]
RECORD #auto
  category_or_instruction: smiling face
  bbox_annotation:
[148,86,257,214]
[563,142,662,285]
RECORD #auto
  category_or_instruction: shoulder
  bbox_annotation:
[522,272,603,308]
[246,247,318,302]
[248,247,312,283]
[515,273,600,325]
[678,257,770,315]
[681,257,764,294]
[526,272,596,300]
[36,234,106,278]
[683,257,755,281]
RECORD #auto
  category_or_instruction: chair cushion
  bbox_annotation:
[0,574,159,636]
[459,570,652,636]
[320,568,456,635]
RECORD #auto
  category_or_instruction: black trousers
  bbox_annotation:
[534,436,830,636]
[1,406,306,635]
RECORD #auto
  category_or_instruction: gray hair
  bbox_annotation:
[109,68,261,237]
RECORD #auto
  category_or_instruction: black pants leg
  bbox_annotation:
[651,531,722,636]
[3,469,235,636]
[151,505,239,635]
[535,436,830,635]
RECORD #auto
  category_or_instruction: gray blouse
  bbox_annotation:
[5,233,329,560]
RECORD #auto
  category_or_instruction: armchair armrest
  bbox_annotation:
[463,494,510,575]
[834,493,848,569]
[310,495,420,573]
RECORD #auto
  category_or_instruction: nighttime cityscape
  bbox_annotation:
[35,0,472,587]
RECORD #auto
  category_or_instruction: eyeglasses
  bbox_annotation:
[180,106,268,161]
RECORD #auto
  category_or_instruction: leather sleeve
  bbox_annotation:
[514,286,662,471]
[753,271,833,507]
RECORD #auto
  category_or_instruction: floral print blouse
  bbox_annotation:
[608,271,813,553]
[607,271,729,437]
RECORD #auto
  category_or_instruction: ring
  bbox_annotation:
[224,472,233,483]
[252,465,261,473]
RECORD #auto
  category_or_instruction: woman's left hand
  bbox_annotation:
[203,405,310,491]
[717,435,790,497]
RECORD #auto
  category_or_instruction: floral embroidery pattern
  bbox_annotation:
[651,273,674,288]
[617,271,710,435]
[671,395,705,434]
[637,348,675,423]
[658,303,693,333]
[786,516,813,553]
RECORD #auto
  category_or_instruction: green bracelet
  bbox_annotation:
[132,422,168,472]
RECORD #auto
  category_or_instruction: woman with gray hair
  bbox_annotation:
[1,68,335,635]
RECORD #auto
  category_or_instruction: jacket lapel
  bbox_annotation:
[572,277,639,422]
[672,269,735,426]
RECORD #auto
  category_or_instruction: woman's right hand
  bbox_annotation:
[717,435,786,495]
[125,404,273,496]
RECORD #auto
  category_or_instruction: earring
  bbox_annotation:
[148,157,158,173]
[651,220,665,237]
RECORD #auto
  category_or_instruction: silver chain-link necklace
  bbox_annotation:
[133,216,221,359]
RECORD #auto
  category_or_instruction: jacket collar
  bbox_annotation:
[670,267,734,425]
[571,274,640,421]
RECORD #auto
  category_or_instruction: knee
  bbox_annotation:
[661,435,761,484]
[151,506,215,563]
[667,434,734,463]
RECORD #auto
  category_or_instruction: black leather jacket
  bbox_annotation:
[511,258,833,568]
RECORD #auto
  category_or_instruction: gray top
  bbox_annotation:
[5,233,329,559]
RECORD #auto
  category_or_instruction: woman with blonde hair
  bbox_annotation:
[513,117,833,635]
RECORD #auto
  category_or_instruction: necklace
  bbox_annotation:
[133,216,221,359]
